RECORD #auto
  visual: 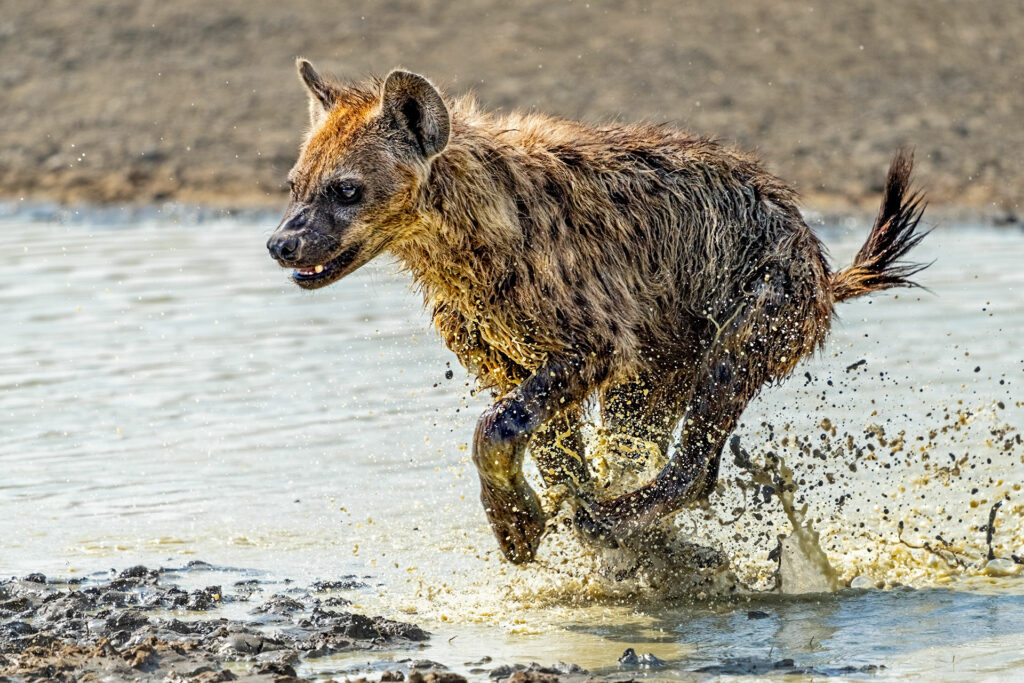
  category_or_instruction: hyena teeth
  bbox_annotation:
[314,264,324,273]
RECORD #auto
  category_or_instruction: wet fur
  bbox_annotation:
[271,64,927,562]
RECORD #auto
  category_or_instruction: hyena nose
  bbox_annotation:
[267,234,301,263]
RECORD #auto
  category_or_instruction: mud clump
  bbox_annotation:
[0,564,429,682]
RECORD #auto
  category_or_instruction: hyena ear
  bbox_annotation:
[381,70,450,159]
[297,59,339,126]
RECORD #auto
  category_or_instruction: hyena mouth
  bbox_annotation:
[292,246,360,285]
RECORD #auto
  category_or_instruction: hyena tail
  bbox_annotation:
[831,149,930,303]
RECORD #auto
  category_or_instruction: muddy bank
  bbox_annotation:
[0,563,433,682]
[0,563,615,682]
[2,1,1023,211]
[0,562,894,682]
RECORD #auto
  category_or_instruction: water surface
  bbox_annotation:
[1,209,1022,679]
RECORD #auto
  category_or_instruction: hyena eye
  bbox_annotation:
[326,182,362,205]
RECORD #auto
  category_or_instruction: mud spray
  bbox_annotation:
[359,358,1022,637]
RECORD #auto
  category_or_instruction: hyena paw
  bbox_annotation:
[574,502,638,548]
[480,482,546,564]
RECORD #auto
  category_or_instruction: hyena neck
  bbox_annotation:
[389,115,562,386]
[393,115,526,301]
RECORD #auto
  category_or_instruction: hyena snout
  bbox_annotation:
[267,212,312,265]
[267,233,300,264]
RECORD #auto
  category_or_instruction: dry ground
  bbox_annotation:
[1,0,1022,211]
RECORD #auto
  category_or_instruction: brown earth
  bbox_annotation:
[1,0,1022,212]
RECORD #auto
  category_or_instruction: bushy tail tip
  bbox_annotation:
[831,149,930,303]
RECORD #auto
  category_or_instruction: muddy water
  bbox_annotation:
[1,206,1022,680]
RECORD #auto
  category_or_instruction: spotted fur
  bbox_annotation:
[269,62,927,562]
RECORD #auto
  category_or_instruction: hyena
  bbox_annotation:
[267,60,927,564]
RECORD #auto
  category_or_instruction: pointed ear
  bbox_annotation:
[382,70,450,159]
[297,59,339,126]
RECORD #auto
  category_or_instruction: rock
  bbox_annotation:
[221,632,264,655]
[618,647,666,668]
[849,575,880,589]
[982,558,1022,576]
[23,573,46,584]
[747,610,770,619]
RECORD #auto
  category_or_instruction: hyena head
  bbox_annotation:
[267,60,450,289]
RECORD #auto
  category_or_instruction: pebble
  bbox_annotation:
[849,575,880,589]
[618,647,666,668]
[982,558,1022,576]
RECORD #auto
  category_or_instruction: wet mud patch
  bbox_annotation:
[1,563,901,682]
[0,564,662,682]
[0,563,431,682]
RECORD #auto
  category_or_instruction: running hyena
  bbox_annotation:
[267,61,927,563]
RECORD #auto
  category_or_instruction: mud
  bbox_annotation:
[0,563,433,682]
[0,562,894,682]
[0,564,658,683]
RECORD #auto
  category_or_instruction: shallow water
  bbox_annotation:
[1,207,1022,680]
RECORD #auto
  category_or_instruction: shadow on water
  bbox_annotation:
[566,586,1024,675]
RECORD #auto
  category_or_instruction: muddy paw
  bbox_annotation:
[480,482,546,564]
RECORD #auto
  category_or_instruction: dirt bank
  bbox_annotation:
[2,1,1024,210]
[2,1,1022,211]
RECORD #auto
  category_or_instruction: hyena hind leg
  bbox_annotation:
[529,408,589,491]
[600,372,689,459]
[576,275,815,543]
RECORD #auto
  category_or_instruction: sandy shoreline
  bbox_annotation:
[3,1,1023,211]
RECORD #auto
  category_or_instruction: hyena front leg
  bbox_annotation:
[529,408,589,492]
[473,356,594,563]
